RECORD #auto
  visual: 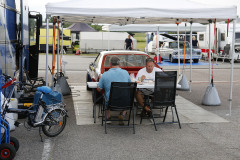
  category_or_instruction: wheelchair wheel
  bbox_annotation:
[42,109,67,137]
[10,137,19,152]
[0,143,16,160]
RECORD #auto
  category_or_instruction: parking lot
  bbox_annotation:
[11,54,240,160]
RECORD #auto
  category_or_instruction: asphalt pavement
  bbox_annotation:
[11,54,240,160]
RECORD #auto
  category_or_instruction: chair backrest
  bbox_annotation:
[108,82,137,110]
[154,71,177,106]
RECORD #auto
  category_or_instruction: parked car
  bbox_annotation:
[161,41,202,63]
[86,50,162,90]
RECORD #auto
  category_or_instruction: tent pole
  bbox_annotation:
[190,21,193,92]
[102,32,103,52]
[108,32,110,51]
[157,26,159,63]
[145,32,148,53]
[57,18,60,80]
[61,19,64,72]
[52,18,55,85]
[45,16,49,86]
[177,23,180,77]
[229,19,236,116]
[208,21,212,83]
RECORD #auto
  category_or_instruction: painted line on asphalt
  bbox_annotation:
[192,81,238,83]
[42,139,53,160]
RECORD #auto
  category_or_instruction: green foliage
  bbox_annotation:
[90,25,102,31]
[133,33,146,51]
[63,23,72,28]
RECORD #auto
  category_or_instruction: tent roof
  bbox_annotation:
[104,23,207,32]
[67,23,97,32]
[46,0,237,24]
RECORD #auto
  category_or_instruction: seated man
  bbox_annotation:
[97,56,131,123]
[135,58,162,116]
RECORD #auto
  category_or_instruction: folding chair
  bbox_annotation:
[149,71,181,131]
[102,82,137,134]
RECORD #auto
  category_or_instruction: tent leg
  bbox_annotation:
[229,20,236,116]
[45,15,49,86]
[190,22,193,92]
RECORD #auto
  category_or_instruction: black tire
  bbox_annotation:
[170,55,177,63]
[193,59,199,63]
[42,109,67,137]
[86,74,92,91]
[10,137,19,152]
[0,143,16,160]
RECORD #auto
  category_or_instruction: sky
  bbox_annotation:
[29,0,240,20]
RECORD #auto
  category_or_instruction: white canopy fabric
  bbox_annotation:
[104,23,206,32]
[46,0,237,24]
[45,0,237,114]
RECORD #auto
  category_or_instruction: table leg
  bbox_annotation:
[92,88,103,123]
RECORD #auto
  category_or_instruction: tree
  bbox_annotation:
[90,24,102,31]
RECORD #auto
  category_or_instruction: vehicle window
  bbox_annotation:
[94,53,101,67]
[169,41,190,49]
[199,34,204,41]
[104,54,147,67]
[235,33,240,43]
[221,33,225,41]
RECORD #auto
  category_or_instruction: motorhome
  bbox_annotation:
[197,23,240,61]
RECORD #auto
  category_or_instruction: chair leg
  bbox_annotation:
[105,109,107,134]
[98,104,101,118]
[151,108,157,131]
[140,114,143,124]
[102,108,104,126]
[132,108,135,134]
[174,106,181,129]
[171,106,174,122]
[163,106,168,122]
[128,109,132,126]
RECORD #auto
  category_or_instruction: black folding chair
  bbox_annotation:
[149,71,181,131]
[102,82,137,134]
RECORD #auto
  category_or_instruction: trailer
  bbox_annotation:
[197,23,240,61]
[80,32,137,53]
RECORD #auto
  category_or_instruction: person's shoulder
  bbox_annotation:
[119,68,129,73]
[138,67,146,72]
[154,67,162,71]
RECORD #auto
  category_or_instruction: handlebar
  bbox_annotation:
[1,74,18,89]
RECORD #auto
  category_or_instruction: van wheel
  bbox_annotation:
[170,55,177,63]
[193,59,199,63]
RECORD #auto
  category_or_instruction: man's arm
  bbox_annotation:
[136,69,145,82]
[97,74,104,92]
[97,86,102,92]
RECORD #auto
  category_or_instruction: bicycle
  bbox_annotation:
[1,74,68,142]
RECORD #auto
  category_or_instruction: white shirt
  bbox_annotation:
[136,67,162,81]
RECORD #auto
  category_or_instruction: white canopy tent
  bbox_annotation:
[103,23,206,32]
[45,0,237,115]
